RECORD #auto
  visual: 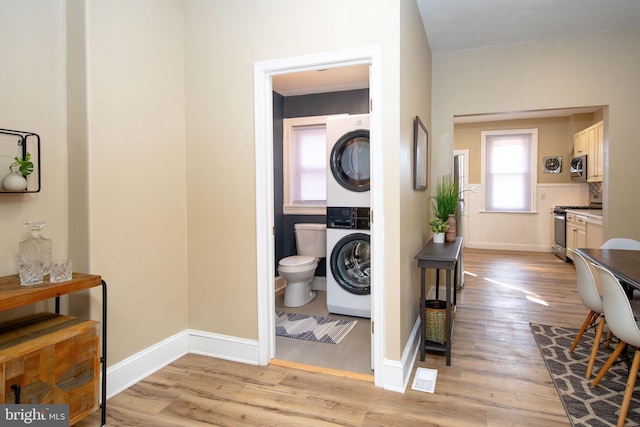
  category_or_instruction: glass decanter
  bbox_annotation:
[18,220,52,286]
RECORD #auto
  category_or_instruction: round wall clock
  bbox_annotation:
[543,156,562,173]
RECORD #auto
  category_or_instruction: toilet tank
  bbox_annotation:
[294,223,326,257]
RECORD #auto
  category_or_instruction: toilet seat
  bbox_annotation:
[279,255,317,268]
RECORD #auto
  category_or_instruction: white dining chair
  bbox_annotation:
[601,238,640,250]
[601,238,640,299]
[592,264,640,427]
[569,250,610,379]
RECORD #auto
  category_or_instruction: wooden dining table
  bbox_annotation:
[576,248,640,290]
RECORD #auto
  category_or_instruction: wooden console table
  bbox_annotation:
[0,273,107,426]
[415,237,463,366]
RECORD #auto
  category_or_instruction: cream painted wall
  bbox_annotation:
[84,0,189,364]
[66,0,94,320]
[184,0,423,365]
[67,0,90,278]
[432,29,640,242]
[1,0,431,373]
[0,1,68,321]
[397,0,432,359]
[183,0,393,333]
[1,0,190,366]
[462,183,589,251]
[453,117,592,251]
[456,117,581,184]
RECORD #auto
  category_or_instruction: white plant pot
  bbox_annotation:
[433,232,445,243]
[2,172,27,192]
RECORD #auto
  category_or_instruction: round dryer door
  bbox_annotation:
[330,233,370,295]
[330,129,370,192]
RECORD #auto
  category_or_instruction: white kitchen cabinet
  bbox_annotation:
[574,130,588,156]
[586,217,604,248]
[566,212,586,261]
[587,121,604,182]
[573,121,603,182]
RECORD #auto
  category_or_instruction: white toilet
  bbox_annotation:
[278,223,326,307]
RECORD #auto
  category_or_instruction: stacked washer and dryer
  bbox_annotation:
[325,114,371,318]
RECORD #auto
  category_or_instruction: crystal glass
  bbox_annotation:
[50,259,72,283]
[18,220,52,286]
[19,257,43,286]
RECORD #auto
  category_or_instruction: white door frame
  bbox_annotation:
[254,46,385,386]
[454,149,469,241]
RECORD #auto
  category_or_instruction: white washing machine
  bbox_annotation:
[326,114,370,208]
[326,207,371,318]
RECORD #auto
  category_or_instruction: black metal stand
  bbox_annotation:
[415,237,463,366]
[101,280,107,427]
[55,279,107,426]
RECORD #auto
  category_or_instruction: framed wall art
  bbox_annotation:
[413,116,428,190]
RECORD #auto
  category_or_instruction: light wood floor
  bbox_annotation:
[76,249,585,426]
[275,289,372,375]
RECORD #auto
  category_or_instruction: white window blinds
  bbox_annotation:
[482,129,538,212]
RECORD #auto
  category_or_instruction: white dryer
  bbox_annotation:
[326,207,371,318]
[326,114,370,208]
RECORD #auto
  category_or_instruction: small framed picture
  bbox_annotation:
[413,116,428,190]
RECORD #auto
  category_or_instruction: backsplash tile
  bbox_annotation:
[589,181,602,203]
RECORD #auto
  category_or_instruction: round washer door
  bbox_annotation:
[330,129,370,192]
[330,233,370,295]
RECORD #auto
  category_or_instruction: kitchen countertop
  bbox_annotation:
[566,209,603,221]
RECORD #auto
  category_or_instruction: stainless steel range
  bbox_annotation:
[553,204,601,261]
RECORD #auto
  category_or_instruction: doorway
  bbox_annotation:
[274,97,370,374]
[453,149,469,244]
[253,46,385,386]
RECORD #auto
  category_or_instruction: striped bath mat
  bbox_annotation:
[275,311,357,344]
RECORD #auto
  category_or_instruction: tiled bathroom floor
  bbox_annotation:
[275,290,373,375]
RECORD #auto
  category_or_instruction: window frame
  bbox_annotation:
[283,114,341,215]
[480,128,538,213]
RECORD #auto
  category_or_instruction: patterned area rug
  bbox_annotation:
[531,323,640,426]
[275,311,357,344]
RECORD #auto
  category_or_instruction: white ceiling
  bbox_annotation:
[417,0,640,53]
[272,0,640,111]
[272,65,369,97]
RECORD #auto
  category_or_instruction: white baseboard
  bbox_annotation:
[466,241,553,252]
[188,329,259,365]
[106,323,409,398]
[106,330,189,398]
[106,329,258,399]
[379,316,420,393]
[311,276,326,291]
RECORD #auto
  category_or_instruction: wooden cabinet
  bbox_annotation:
[573,120,603,182]
[566,212,586,261]
[0,273,106,426]
[0,313,99,425]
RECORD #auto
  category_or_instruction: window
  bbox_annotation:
[481,129,538,212]
[283,115,336,215]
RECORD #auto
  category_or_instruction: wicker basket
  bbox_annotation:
[425,299,451,345]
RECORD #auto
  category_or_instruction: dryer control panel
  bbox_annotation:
[327,207,370,230]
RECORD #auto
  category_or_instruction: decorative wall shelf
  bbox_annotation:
[0,128,41,193]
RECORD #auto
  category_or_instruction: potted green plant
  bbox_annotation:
[2,152,33,192]
[428,217,449,243]
[432,174,458,220]
[432,174,459,242]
